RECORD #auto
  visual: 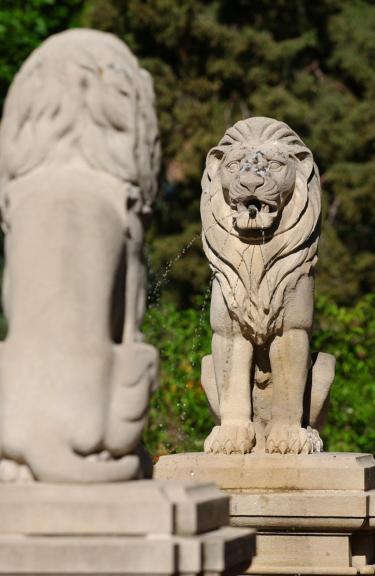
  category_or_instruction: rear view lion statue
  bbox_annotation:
[201,117,335,455]
[0,29,160,482]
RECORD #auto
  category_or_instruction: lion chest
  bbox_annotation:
[224,244,285,345]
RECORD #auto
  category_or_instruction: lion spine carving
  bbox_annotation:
[0,29,160,482]
[201,117,335,455]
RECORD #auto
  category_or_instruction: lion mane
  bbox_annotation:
[201,117,321,344]
[0,28,160,210]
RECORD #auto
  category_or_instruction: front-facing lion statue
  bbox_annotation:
[0,29,160,482]
[201,117,335,455]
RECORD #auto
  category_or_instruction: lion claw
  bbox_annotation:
[204,422,256,455]
[265,424,323,454]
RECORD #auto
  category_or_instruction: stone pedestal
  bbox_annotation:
[0,480,256,575]
[155,452,375,575]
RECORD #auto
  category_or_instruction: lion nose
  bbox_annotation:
[239,172,264,194]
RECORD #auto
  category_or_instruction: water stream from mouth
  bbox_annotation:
[189,277,213,369]
[144,210,238,452]
[147,210,235,308]
[147,233,200,307]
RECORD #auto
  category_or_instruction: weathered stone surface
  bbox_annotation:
[0,481,172,535]
[230,490,372,530]
[156,453,375,575]
[0,536,177,575]
[155,452,375,491]
[0,480,255,575]
[0,528,256,575]
[248,533,355,575]
[200,117,335,455]
[161,480,230,535]
[201,526,256,573]
[369,490,375,527]
[0,481,229,536]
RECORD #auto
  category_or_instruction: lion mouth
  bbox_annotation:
[247,199,262,218]
[234,198,278,231]
[237,198,277,215]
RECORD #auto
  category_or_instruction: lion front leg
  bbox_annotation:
[204,280,255,454]
[266,329,322,454]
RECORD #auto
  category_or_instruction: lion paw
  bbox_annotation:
[204,422,255,455]
[266,424,323,454]
[0,459,34,482]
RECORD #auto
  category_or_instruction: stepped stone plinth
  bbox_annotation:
[0,480,256,575]
[155,452,375,575]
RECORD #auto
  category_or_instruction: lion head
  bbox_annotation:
[203,117,315,236]
[201,117,321,342]
[0,29,160,213]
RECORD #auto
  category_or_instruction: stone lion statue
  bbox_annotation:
[201,117,335,455]
[0,29,160,482]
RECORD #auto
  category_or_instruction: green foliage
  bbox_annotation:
[0,0,84,112]
[142,297,214,455]
[143,294,374,455]
[314,294,375,452]
[1,0,374,306]
[81,0,375,306]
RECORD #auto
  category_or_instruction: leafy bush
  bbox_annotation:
[314,294,375,452]
[142,298,213,456]
[143,293,375,455]
[0,0,84,112]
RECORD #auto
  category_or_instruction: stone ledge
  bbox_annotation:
[0,480,255,575]
[246,531,375,575]
[0,480,229,536]
[0,527,256,575]
[230,489,375,530]
[154,452,375,491]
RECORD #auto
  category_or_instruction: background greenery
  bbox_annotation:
[0,0,373,454]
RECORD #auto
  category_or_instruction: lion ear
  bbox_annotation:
[201,146,226,193]
[293,147,314,179]
[205,147,226,182]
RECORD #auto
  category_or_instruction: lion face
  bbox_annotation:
[218,141,297,232]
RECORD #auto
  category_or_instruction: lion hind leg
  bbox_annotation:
[201,354,220,422]
[105,343,158,457]
[308,352,336,431]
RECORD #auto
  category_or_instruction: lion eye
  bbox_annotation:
[269,161,283,170]
[227,161,240,172]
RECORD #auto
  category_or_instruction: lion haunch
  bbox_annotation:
[200,117,335,455]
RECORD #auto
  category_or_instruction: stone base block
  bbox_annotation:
[155,452,375,575]
[0,480,256,575]
[154,452,375,491]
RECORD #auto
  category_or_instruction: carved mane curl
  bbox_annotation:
[201,117,321,343]
[0,28,160,210]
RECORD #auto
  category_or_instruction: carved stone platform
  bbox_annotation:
[155,452,375,575]
[0,480,256,575]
